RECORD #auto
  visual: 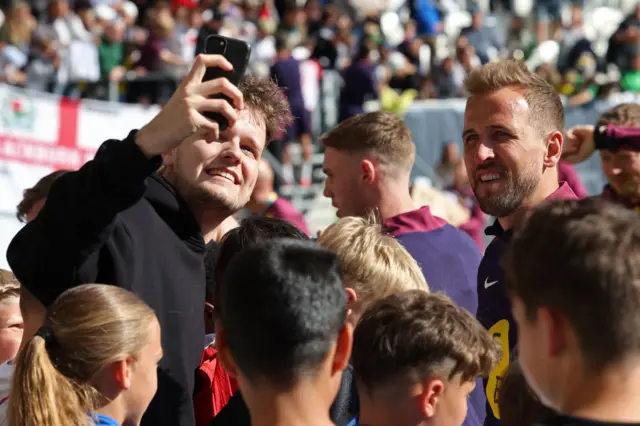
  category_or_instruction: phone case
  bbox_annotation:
[202,35,252,130]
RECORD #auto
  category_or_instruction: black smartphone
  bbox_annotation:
[202,35,251,131]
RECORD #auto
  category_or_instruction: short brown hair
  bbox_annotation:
[352,290,499,391]
[0,269,19,303]
[240,76,293,143]
[17,170,69,223]
[464,60,565,136]
[317,216,427,315]
[320,111,415,176]
[499,360,554,426]
[596,103,640,127]
[502,198,640,368]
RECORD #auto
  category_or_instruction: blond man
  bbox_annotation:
[317,216,428,324]
[461,60,579,426]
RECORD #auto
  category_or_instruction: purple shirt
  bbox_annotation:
[383,206,486,426]
[477,182,578,426]
[557,162,588,199]
[265,197,310,236]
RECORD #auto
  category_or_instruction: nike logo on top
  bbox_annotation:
[484,278,498,289]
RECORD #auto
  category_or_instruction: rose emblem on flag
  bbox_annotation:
[1,94,35,131]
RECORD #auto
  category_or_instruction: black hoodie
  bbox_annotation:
[7,131,207,426]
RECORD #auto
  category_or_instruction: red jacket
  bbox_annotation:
[194,345,238,426]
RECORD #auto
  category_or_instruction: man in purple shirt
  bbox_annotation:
[461,60,578,426]
[321,111,485,426]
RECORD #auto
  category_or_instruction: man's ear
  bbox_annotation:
[216,328,239,378]
[332,322,353,375]
[360,159,376,185]
[540,306,567,358]
[544,131,563,168]
[418,377,444,419]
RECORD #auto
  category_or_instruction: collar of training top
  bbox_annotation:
[382,205,447,236]
[485,182,578,238]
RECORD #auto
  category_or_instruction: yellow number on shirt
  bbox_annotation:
[486,319,510,420]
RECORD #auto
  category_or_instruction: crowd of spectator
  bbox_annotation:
[0,0,637,110]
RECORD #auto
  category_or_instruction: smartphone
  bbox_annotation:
[202,35,251,131]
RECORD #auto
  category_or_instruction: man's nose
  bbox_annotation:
[475,141,495,164]
[323,181,332,198]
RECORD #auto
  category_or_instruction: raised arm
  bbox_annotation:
[7,54,245,305]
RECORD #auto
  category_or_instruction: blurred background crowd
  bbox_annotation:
[0,0,637,108]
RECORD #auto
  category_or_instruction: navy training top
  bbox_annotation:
[477,182,578,426]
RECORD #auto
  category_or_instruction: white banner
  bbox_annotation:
[0,84,161,269]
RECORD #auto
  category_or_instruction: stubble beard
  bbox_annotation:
[473,168,540,218]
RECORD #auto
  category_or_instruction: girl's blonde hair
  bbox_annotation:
[9,284,156,426]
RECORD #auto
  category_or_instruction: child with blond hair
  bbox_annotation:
[317,215,428,324]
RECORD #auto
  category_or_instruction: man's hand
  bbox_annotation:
[135,54,245,158]
[562,125,596,164]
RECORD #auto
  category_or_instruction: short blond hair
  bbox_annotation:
[464,60,565,136]
[320,112,415,177]
[0,269,20,303]
[317,216,428,313]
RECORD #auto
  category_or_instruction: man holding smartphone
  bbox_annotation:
[7,54,293,426]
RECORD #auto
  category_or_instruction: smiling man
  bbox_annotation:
[7,54,292,426]
[461,60,578,426]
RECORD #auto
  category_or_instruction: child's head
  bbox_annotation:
[216,239,352,411]
[316,216,428,323]
[502,198,640,411]
[498,360,554,426]
[0,270,21,364]
[10,284,162,426]
[210,216,308,326]
[352,290,499,426]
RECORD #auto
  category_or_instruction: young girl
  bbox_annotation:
[9,284,163,426]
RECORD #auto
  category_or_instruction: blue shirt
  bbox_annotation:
[92,414,121,426]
